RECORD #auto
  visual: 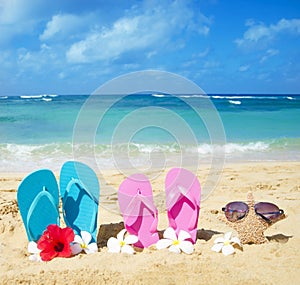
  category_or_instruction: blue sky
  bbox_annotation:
[0,0,300,95]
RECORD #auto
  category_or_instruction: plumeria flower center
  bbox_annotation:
[156,227,194,255]
[211,232,242,256]
[107,229,138,254]
[71,231,98,255]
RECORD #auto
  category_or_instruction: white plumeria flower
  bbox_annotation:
[107,229,138,254]
[71,231,98,255]
[211,232,241,256]
[28,241,42,262]
[156,227,194,254]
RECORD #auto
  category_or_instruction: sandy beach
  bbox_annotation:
[1,0,299,284]
[0,161,299,285]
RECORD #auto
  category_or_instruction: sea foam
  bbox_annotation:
[0,141,272,172]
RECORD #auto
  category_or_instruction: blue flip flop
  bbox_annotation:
[60,161,100,242]
[17,169,60,242]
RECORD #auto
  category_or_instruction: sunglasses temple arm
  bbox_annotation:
[258,210,284,215]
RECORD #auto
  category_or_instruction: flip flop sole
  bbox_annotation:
[118,173,159,248]
[60,161,100,242]
[17,169,59,241]
[165,168,201,243]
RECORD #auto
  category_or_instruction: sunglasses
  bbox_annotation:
[222,201,284,224]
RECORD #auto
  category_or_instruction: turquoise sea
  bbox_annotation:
[0,94,300,172]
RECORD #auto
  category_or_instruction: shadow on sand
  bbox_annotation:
[96,222,222,247]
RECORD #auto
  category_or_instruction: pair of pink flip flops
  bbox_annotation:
[118,168,201,248]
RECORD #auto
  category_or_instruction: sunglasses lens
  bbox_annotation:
[255,202,283,222]
[223,202,248,222]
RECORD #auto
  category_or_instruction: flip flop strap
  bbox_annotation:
[63,178,98,234]
[27,186,59,241]
[166,184,198,210]
[65,178,98,204]
[118,191,158,218]
[167,184,200,232]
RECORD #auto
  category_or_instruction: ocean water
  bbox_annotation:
[0,94,300,173]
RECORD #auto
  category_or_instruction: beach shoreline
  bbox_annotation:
[1,161,300,284]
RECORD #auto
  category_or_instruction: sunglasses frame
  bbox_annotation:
[222,201,284,224]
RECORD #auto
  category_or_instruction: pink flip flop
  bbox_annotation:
[165,168,201,243]
[118,173,159,248]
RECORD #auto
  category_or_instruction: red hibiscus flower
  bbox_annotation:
[37,224,75,261]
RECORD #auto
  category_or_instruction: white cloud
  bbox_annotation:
[146,50,157,59]
[39,13,94,41]
[16,44,60,75]
[257,72,270,81]
[182,48,210,68]
[58,72,65,79]
[0,50,13,70]
[239,65,250,72]
[182,59,197,68]
[0,0,30,24]
[191,48,210,59]
[203,60,219,69]
[123,63,140,70]
[235,18,300,47]
[260,49,279,63]
[0,0,43,44]
[274,18,300,33]
[66,15,167,63]
[66,1,210,63]
[198,25,210,36]
[18,49,31,62]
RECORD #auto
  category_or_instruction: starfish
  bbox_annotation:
[219,192,279,244]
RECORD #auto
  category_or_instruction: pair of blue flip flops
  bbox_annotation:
[17,161,100,243]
